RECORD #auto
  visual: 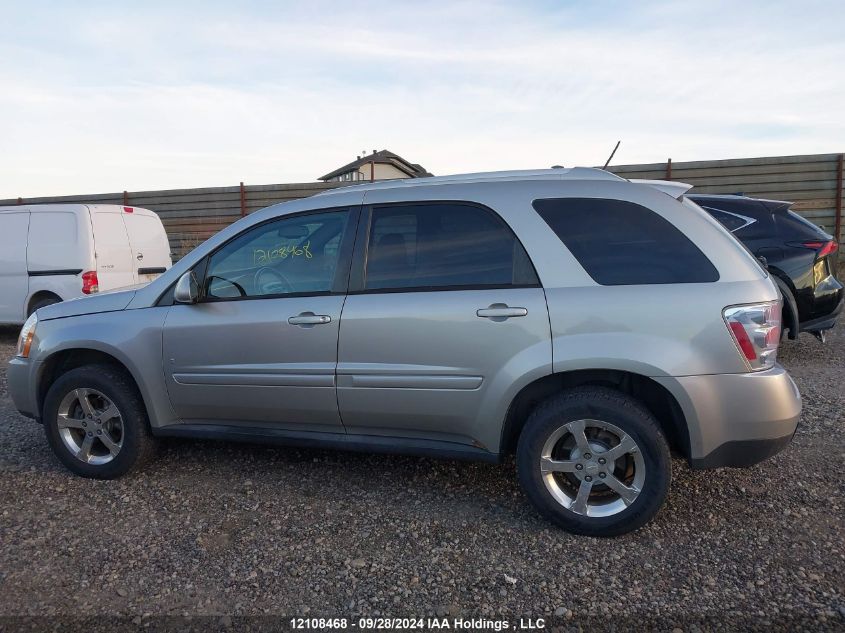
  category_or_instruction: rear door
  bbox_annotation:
[336,202,550,450]
[0,211,30,322]
[89,207,135,290]
[122,208,172,285]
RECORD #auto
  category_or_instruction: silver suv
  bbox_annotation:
[8,168,801,536]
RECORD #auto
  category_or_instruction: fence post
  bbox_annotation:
[835,153,843,246]
[240,182,247,217]
[665,158,672,180]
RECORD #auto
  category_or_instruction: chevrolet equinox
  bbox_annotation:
[8,168,802,536]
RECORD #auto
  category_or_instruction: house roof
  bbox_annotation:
[318,150,432,181]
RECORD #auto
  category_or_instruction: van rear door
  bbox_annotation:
[121,208,172,284]
[0,211,30,322]
[90,207,135,291]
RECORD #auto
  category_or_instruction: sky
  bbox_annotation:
[1,0,843,198]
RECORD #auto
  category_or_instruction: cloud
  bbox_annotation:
[0,0,843,197]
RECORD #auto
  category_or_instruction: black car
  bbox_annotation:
[688,194,843,342]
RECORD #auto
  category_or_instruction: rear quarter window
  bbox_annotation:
[701,207,754,233]
[533,198,719,285]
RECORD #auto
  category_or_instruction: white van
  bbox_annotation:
[0,204,171,324]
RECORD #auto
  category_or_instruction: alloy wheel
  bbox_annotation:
[540,418,646,517]
[56,388,124,465]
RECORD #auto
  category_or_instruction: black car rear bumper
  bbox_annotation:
[800,295,843,332]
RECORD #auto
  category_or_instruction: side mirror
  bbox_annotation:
[174,271,199,304]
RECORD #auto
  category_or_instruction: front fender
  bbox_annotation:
[31,307,178,428]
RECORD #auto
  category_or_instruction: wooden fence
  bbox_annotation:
[0,181,345,260]
[608,153,844,246]
[2,152,842,261]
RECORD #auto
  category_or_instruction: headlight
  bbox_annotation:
[16,313,38,358]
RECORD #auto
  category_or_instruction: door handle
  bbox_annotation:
[476,305,528,319]
[136,253,144,260]
[288,312,332,326]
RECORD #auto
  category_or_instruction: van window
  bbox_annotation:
[533,198,719,285]
[363,203,538,291]
[28,212,79,270]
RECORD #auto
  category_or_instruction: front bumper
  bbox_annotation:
[7,356,38,420]
[655,364,801,469]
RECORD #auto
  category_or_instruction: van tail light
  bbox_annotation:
[799,240,838,259]
[81,271,99,294]
[723,301,781,371]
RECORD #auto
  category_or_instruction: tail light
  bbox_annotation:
[800,240,838,259]
[81,271,99,294]
[723,301,781,371]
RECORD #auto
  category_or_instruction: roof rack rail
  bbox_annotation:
[314,167,625,196]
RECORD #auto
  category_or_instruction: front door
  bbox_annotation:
[337,202,551,449]
[162,207,357,432]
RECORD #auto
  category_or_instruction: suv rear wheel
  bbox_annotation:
[43,364,158,479]
[517,386,671,537]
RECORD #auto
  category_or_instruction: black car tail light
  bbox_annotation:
[801,240,838,259]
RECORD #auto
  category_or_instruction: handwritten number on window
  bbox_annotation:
[253,241,313,266]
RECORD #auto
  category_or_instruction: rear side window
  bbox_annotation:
[533,198,719,285]
[364,203,538,291]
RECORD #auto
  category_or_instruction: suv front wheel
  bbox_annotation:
[43,364,158,479]
[517,387,671,537]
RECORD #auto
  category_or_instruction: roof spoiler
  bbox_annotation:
[756,198,793,213]
[630,179,693,200]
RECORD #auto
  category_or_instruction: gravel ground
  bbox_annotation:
[0,322,843,632]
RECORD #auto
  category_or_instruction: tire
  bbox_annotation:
[43,364,158,479]
[772,276,799,340]
[516,386,671,537]
[27,294,61,316]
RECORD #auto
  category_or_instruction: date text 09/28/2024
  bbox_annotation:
[289,617,547,630]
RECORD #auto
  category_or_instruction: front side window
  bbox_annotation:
[533,198,719,285]
[363,203,538,291]
[204,209,349,299]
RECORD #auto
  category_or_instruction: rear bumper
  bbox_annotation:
[689,432,795,469]
[800,294,843,332]
[655,364,801,469]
